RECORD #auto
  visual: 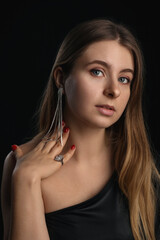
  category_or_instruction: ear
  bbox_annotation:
[54,67,65,94]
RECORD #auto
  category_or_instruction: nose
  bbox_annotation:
[103,78,120,98]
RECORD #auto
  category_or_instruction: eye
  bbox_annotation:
[90,69,103,77]
[118,77,130,84]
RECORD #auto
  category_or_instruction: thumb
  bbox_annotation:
[11,144,23,158]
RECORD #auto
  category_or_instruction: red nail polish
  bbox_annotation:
[11,145,17,151]
[71,145,76,150]
[62,121,65,126]
[63,127,69,133]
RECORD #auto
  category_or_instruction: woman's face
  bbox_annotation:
[63,40,134,129]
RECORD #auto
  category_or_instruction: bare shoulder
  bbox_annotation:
[2,150,16,175]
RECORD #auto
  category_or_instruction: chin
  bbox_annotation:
[90,120,114,129]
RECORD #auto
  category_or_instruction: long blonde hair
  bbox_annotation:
[37,19,160,239]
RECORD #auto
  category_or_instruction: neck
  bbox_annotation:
[62,112,113,169]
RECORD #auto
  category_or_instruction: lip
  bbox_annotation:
[96,105,115,116]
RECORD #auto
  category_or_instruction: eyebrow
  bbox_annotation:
[85,60,134,75]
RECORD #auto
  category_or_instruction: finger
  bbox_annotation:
[53,144,76,167]
[42,125,68,153]
[62,145,76,164]
[11,145,23,159]
[35,122,66,151]
[49,127,70,155]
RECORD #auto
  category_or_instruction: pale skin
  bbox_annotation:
[1,40,134,239]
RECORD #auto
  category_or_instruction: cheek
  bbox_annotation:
[65,75,96,110]
[119,89,130,112]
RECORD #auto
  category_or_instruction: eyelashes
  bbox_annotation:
[90,68,131,84]
[118,77,130,84]
[90,69,103,77]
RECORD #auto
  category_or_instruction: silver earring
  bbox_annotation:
[42,87,64,146]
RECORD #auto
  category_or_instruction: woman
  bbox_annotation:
[1,18,160,240]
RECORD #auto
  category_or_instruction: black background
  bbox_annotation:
[1,1,160,237]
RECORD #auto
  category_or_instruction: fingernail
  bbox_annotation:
[62,121,65,126]
[63,127,70,133]
[11,144,17,151]
[71,145,76,150]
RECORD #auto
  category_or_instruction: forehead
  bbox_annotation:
[76,40,134,70]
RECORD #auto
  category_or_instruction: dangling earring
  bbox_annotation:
[42,87,64,146]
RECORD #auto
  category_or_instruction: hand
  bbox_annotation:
[12,126,76,180]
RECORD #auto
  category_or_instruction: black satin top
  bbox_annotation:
[45,171,160,240]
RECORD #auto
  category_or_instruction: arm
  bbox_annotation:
[1,151,49,240]
[2,126,75,240]
[1,152,16,240]
[10,168,49,240]
[1,137,42,239]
